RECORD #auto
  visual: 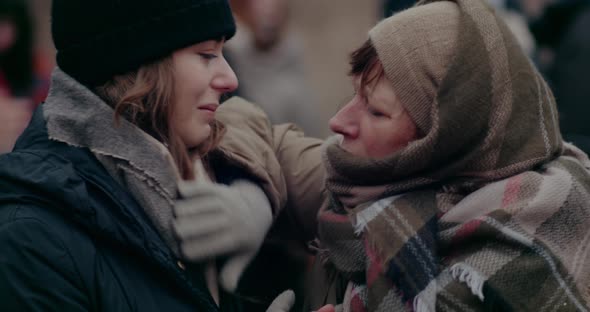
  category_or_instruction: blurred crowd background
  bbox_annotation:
[2,0,590,150]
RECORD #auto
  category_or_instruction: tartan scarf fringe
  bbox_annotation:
[412,264,486,312]
[449,263,485,301]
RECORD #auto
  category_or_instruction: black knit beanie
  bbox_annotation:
[51,0,236,87]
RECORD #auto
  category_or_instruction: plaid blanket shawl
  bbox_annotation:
[315,0,590,311]
[319,143,590,312]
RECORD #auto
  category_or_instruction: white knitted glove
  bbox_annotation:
[173,171,272,292]
[266,290,295,312]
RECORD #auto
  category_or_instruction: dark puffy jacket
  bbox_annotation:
[0,109,242,311]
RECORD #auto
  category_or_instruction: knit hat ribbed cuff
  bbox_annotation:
[56,0,236,87]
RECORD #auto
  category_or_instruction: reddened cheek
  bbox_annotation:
[401,113,419,142]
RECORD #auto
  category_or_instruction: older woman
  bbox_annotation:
[308,0,590,311]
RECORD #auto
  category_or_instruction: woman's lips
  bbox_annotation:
[197,103,219,112]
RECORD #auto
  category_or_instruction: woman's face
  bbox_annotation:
[171,40,238,148]
[329,75,418,159]
[0,18,17,53]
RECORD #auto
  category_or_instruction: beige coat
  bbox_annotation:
[216,96,325,241]
[215,96,326,308]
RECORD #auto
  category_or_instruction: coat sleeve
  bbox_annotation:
[0,214,88,311]
[272,123,326,241]
[216,97,326,241]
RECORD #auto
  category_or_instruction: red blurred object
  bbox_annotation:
[0,93,33,153]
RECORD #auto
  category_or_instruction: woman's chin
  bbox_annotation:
[340,144,364,158]
[183,125,211,148]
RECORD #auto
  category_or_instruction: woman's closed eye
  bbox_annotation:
[198,53,218,60]
[365,102,388,118]
[368,107,386,117]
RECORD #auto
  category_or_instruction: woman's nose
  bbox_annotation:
[329,101,359,139]
[212,57,239,94]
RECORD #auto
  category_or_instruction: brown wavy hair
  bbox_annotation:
[95,56,226,180]
[349,39,385,96]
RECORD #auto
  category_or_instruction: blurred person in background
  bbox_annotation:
[382,0,416,16]
[531,0,590,154]
[0,0,327,311]
[488,0,537,56]
[520,0,554,19]
[0,0,49,153]
[225,0,325,138]
[306,0,590,310]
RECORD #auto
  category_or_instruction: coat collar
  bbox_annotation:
[2,109,220,310]
[43,68,179,199]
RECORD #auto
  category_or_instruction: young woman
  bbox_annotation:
[0,0,325,311]
[307,0,590,311]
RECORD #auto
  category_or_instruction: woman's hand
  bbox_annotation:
[264,291,336,312]
[316,304,336,312]
[173,173,272,292]
[266,290,295,312]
